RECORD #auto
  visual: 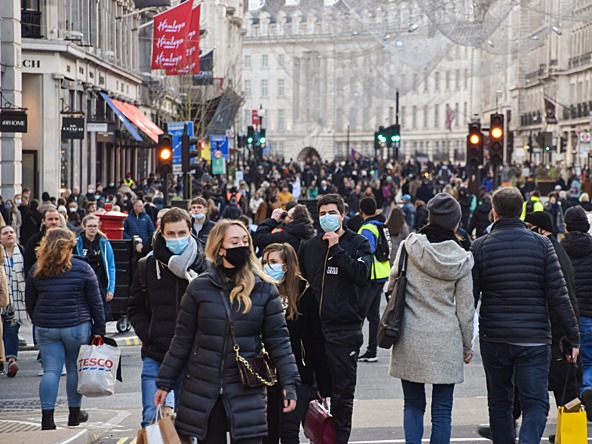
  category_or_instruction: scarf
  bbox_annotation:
[419,224,460,245]
[2,246,29,325]
[153,234,200,282]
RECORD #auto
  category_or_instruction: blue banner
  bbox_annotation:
[167,121,194,175]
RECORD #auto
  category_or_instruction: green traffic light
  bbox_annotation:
[392,134,401,142]
[378,134,387,143]
[545,146,550,151]
[259,136,266,144]
[247,137,254,144]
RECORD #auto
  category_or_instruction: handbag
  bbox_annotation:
[377,245,408,349]
[77,336,121,397]
[555,363,587,443]
[219,291,277,389]
[303,400,336,444]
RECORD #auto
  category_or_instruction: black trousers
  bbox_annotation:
[198,397,262,444]
[324,329,363,444]
[263,383,315,444]
[363,282,384,355]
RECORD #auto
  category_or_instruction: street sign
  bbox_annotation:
[0,110,28,133]
[251,110,261,125]
[580,131,591,143]
[209,135,229,159]
[212,157,226,175]
[213,149,223,159]
[167,121,195,175]
[87,122,108,132]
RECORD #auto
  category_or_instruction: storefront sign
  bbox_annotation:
[61,117,85,140]
[0,110,28,133]
[87,122,108,132]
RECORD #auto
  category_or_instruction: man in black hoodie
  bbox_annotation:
[253,204,314,255]
[298,194,372,444]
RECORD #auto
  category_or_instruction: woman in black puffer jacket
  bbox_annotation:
[155,220,300,443]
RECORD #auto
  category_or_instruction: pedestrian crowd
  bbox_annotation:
[3,155,592,444]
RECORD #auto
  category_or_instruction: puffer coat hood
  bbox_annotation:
[561,231,592,318]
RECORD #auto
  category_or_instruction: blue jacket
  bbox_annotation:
[471,218,579,347]
[75,235,116,293]
[123,210,155,244]
[25,257,106,335]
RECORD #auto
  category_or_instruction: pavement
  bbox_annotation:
[3,320,140,444]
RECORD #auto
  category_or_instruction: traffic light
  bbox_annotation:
[560,136,567,153]
[157,133,173,176]
[377,126,387,144]
[247,126,255,145]
[389,124,401,148]
[258,129,266,146]
[181,132,199,173]
[466,122,483,166]
[489,113,504,165]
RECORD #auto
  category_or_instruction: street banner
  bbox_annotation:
[151,1,193,70]
[167,121,195,175]
[445,105,456,131]
[351,148,364,162]
[61,117,85,140]
[545,98,558,124]
[166,3,201,75]
[193,50,214,85]
[133,0,170,8]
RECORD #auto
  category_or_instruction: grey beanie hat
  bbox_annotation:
[427,193,462,230]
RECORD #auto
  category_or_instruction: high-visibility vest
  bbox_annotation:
[358,222,391,281]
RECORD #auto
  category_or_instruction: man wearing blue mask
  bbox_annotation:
[128,208,207,429]
[189,197,216,247]
[298,194,373,444]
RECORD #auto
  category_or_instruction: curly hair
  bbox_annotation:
[33,228,76,279]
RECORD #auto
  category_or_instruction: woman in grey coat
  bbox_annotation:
[386,193,474,444]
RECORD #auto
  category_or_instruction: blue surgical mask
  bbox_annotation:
[264,263,285,281]
[319,214,341,233]
[165,236,190,255]
[193,213,205,220]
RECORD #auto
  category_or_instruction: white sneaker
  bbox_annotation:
[38,367,44,376]
[61,365,66,376]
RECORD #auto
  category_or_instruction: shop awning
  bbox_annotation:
[99,92,142,142]
[110,99,163,143]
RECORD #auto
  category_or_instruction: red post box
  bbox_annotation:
[97,204,128,240]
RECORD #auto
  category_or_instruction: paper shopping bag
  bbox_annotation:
[137,428,147,444]
[146,420,165,444]
[159,415,182,444]
[555,406,587,444]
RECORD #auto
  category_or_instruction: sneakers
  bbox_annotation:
[0,362,4,375]
[7,361,18,377]
[358,352,378,362]
[477,424,492,440]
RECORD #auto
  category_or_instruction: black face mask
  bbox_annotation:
[223,246,251,269]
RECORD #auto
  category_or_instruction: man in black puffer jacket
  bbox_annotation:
[127,208,206,429]
[561,206,592,418]
[253,204,315,255]
[472,187,580,444]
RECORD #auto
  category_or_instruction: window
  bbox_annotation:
[455,69,460,91]
[278,79,285,97]
[278,109,285,131]
[423,105,428,129]
[445,71,450,91]
[464,69,469,90]
[435,71,440,92]
[463,102,468,124]
[400,106,406,129]
[434,104,440,128]
[245,55,251,69]
[455,102,459,128]
[262,54,268,69]
[412,105,417,129]
[261,79,268,97]
[244,80,251,97]
[278,54,285,67]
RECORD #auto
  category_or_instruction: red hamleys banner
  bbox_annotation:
[166,4,201,75]
[151,1,194,70]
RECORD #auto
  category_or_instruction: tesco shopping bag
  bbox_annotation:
[77,336,120,397]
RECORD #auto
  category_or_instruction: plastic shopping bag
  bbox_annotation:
[77,336,120,397]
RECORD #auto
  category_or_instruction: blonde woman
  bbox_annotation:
[155,220,300,444]
[25,228,105,430]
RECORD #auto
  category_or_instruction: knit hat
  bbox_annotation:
[427,193,462,230]
[524,211,553,233]
[564,206,591,233]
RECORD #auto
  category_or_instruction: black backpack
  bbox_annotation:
[374,223,393,263]
[525,200,535,214]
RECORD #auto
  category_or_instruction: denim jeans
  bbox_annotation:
[3,318,20,360]
[400,379,454,444]
[141,356,180,428]
[35,322,92,410]
[579,316,592,397]
[480,340,551,444]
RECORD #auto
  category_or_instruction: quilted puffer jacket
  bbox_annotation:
[561,231,592,318]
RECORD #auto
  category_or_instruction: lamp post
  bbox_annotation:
[257,104,265,160]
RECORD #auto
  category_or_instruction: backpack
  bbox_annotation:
[525,200,535,213]
[374,223,393,263]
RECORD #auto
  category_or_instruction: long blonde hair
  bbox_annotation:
[205,219,274,313]
[33,228,75,278]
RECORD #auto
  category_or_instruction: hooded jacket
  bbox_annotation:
[561,231,592,318]
[472,218,580,347]
[469,200,492,238]
[156,268,300,440]
[253,217,315,254]
[298,226,372,331]
[387,233,474,384]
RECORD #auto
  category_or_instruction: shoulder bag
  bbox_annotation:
[377,245,408,349]
[219,291,277,389]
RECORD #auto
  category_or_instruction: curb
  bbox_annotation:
[19,336,141,351]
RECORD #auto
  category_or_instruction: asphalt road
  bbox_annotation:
[0,326,586,443]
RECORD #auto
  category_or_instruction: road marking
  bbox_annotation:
[348,440,492,443]
[116,438,128,444]
[123,337,141,346]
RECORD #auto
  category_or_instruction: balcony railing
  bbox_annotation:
[21,10,42,38]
